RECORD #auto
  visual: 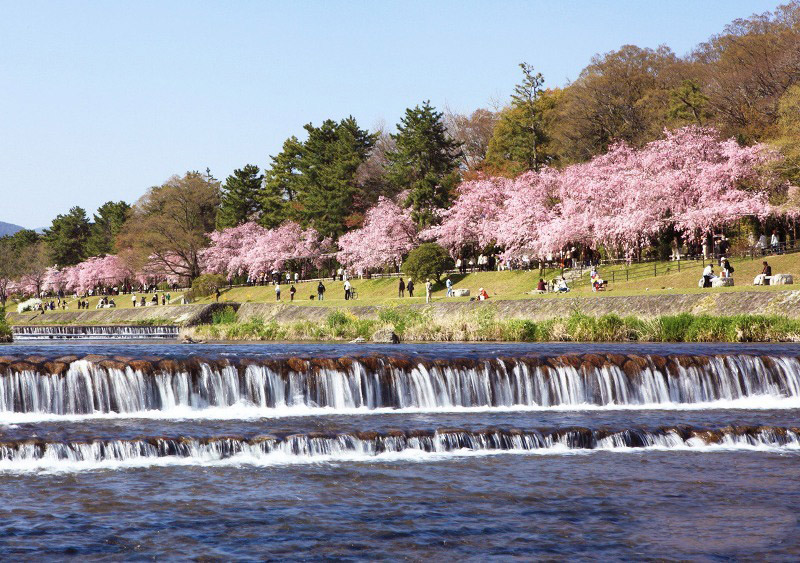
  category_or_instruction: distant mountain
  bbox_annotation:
[0,221,24,237]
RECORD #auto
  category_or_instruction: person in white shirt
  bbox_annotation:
[771,230,781,254]
[445,277,453,297]
[275,284,281,301]
[702,264,714,287]
[425,280,432,303]
[344,279,352,300]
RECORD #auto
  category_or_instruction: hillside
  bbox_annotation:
[0,221,24,237]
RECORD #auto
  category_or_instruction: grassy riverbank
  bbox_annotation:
[185,306,800,343]
[0,308,11,341]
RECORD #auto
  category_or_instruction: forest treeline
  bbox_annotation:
[1,1,799,294]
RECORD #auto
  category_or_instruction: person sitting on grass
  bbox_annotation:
[536,279,546,293]
[478,287,490,301]
[555,277,570,293]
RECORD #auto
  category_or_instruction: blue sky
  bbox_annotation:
[0,0,784,229]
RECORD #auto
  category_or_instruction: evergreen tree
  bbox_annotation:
[44,206,91,266]
[485,88,560,176]
[386,101,462,227]
[86,200,130,256]
[296,117,375,238]
[216,164,264,229]
[260,137,304,228]
[262,118,375,237]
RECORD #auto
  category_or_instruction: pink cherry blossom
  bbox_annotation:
[337,197,417,272]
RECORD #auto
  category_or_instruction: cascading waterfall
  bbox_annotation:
[11,325,179,340]
[0,426,797,470]
[1,353,800,415]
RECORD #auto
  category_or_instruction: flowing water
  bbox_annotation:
[2,342,800,558]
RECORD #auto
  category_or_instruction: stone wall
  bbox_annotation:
[8,290,800,327]
[5,303,234,327]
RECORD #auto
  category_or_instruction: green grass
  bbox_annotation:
[0,307,11,341]
[189,251,800,309]
[186,308,800,343]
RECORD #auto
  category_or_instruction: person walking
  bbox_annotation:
[166,292,171,304]
[131,294,137,307]
[425,279,432,303]
[215,288,221,302]
[344,279,352,300]
[771,230,781,254]
[161,294,166,305]
[317,281,326,301]
[289,284,296,301]
[407,279,415,297]
[445,277,453,297]
[275,284,281,301]
[294,272,299,283]
[398,278,405,297]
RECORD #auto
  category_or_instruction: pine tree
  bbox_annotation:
[386,101,462,227]
[44,206,91,266]
[216,164,264,229]
[262,118,375,238]
[260,137,303,228]
[86,200,130,256]
[296,117,375,238]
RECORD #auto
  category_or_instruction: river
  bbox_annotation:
[1,342,799,558]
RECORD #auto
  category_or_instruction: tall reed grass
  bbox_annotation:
[185,307,800,343]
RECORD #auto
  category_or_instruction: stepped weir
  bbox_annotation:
[1,352,798,415]
[11,325,179,340]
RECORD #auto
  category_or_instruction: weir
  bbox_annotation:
[11,325,179,340]
[1,352,799,414]
[0,426,797,468]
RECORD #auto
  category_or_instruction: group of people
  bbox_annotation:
[701,256,736,287]
[535,277,570,293]
[397,278,436,303]
[272,280,355,302]
[755,230,784,255]
[131,293,171,307]
[93,297,116,308]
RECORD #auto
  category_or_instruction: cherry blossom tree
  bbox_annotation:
[202,221,324,280]
[201,222,267,278]
[421,176,511,254]
[337,197,417,272]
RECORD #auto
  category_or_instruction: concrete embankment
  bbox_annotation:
[5,303,235,327]
[6,289,800,329]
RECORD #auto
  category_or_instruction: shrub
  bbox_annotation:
[377,306,427,335]
[500,319,540,341]
[212,306,237,325]
[401,243,453,282]
[190,274,228,299]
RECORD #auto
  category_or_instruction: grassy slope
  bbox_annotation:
[196,252,800,307]
[11,291,188,311]
[5,253,797,314]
